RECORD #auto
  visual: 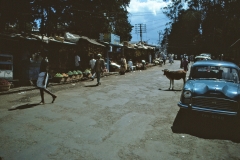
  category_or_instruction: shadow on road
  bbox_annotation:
[171,109,240,143]
[84,84,98,87]
[8,103,40,111]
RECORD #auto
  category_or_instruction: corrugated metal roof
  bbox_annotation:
[78,36,105,47]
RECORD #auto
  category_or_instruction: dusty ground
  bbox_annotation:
[0,60,240,160]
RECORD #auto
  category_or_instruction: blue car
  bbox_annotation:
[178,60,240,117]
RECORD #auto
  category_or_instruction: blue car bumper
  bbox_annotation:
[178,102,238,116]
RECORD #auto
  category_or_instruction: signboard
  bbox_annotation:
[110,34,120,45]
[99,33,120,45]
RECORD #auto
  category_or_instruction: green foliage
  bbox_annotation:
[163,0,240,56]
[0,0,132,42]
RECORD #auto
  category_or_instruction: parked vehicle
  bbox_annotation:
[178,60,240,119]
[194,55,211,62]
[200,53,211,58]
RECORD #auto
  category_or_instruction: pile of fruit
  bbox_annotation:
[54,73,63,78]
[72,70,78,75]
[67,71,73,76]
[77,70,82,75]
[62,73,68,78]
[84,69,91,75]
[0,79,10,86]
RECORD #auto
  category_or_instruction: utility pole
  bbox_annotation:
[157,31,162,46]
[135,24,146,42]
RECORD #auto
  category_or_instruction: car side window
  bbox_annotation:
[221,67,239,82]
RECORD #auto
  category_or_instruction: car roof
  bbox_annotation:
[192,60,239,69]
[200,53,211,55]
[195,55,211,59]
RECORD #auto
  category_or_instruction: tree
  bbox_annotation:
[0,0,33,32]
[0,0,133,42]
[162,0,240,57]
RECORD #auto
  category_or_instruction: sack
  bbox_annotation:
[37,72,48,88]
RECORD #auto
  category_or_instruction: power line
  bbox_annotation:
[146,24,167,31]
[135,24,146,42]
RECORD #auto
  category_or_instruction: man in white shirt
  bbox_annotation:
[75,53,80,70]
[89,55,96,80]
[149,54,152,63]
[128,59,133,72]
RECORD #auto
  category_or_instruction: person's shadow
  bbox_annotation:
[84,84,98,87]
[8,103,40,111]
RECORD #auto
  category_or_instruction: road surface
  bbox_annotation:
[0,60,240,160]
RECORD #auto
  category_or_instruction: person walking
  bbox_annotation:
[128,59,133,72]
[122,56,127,70]
[75,53,80,70]
[182,57,189,72]
[119,56,127,74]
[37,52,57,104]
[162,54,166,65]
[94,54,105,86]
[89,55,96,80]
[169,54,173,64]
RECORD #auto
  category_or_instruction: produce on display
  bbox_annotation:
[0,79,11,86]
[54,73,63,78]
[0,79,11,91]
[67,71,73,76]
[73,70,78,75]
[62,73,68,77]
[84,69,91,75]
[77,70,82,75]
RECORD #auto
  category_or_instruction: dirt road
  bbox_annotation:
[0,60,240,160]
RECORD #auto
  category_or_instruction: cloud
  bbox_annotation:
[127,0,171,44]
[128,0,170,16]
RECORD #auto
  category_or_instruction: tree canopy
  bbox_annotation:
[0,0,133,42]
[162,0,240,57]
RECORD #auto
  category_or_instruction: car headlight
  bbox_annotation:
[183,90,192,98]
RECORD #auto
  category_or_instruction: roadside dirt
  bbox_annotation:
[0,60,240,160]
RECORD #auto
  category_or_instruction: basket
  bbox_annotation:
[79,74,83,79]
[0,84,11,91]
[75,75,80,79]
[53,77,63,83]
[63,77,71,82]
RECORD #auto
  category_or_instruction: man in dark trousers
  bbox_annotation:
[94,54,105,86]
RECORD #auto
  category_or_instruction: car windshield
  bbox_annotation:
[191,66,239,82]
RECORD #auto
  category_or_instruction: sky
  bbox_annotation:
[127,0,171,45]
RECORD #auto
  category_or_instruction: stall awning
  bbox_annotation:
[79,36,105,47]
